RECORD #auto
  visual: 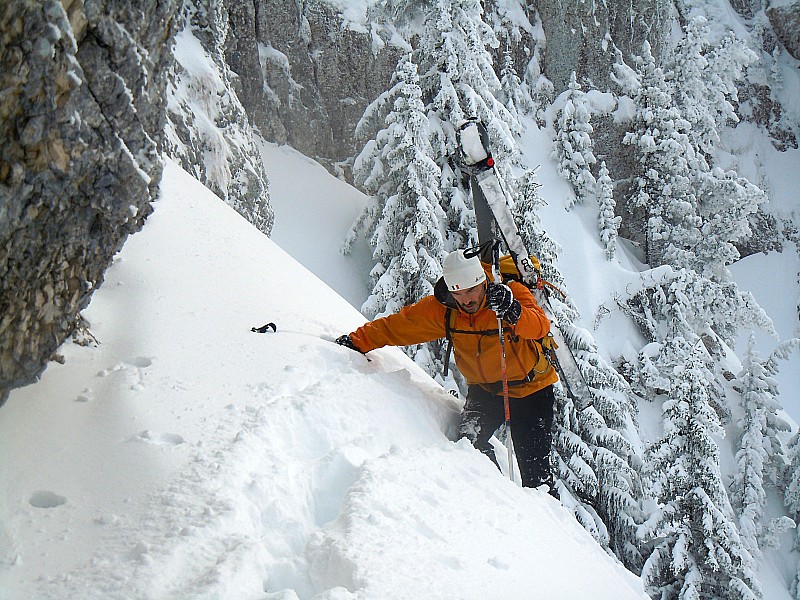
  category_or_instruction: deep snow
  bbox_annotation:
[0,159,649,599]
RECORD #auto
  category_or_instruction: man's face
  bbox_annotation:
[451,281,486,314]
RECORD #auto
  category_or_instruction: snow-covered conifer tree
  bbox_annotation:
[416,0,520,185]
[498,48,534,124]
[666,17,764,282]
[419,0,518,139]
[666,16,754,163]
[411,0,550,259]
[347,55,446,322]
[668,15,717,168]
[702,28,757,147]
[733,337,772,557]
[513,170,561,285]
[627,266,774,385]
[641,340,762,599]
[552,72,597,207]
[596,161,620,260]
[694,169,767,281]
[621,39,776,573]
[625,269,773,591]
[733,335,798,561]
[623,42,701,269]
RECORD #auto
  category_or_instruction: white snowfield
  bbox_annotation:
[0,160,648,599]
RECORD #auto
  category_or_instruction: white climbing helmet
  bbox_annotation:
[442,249,486,291]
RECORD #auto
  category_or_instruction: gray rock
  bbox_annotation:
[767,0,800,60]
[0,0,180,405]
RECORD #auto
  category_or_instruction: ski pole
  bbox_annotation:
[491,242,514,482]
[250,323,372,362]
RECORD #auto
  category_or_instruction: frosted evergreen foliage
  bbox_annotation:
[596,161,620,260]
[513,171,563,290]
[552,72,597,207]
[625,269,773,467]
[773,341,800,560]
[641,341,762,600]
[499,48,534,124]
[665,17,764,281]
[347,56,446,321]
[557,369,646,570]
[553,392,604,538]
[704,31,757,135]
[628,266,774,363]
[788,435,800,521]
[693,170,767,282]
[610,48,641,97]
[416,0,519,165]
[623,42,702,270]
[619,30,779,589]
[398,0,526,255]
[733,336,798,561]
[668,16,721,165]
[789,426,800,600]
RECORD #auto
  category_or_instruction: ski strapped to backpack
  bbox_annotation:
[456,118,594,410]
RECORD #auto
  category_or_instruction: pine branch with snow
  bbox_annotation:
[732,335,798,562]
[498,48,534,124]
[641,342,762,599]
[351,55,447,322]
[623,41,701,270]
[596,161,620,260]
[551,72,597,208]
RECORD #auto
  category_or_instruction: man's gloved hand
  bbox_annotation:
[335,334,362,353]
[485,283,521,324]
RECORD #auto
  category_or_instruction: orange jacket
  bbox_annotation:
[349,278,558,398]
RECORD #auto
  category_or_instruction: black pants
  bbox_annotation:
[459,384,555,488]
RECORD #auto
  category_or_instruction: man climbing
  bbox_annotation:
[336,248,558,490]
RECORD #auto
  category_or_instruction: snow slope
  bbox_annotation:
[0,159,648,600]
[261,142,373,310]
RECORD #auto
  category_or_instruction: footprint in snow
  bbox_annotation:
[128,356,153,368]
[75,387,93,402]
[128,430,185,446]
[96,356,154,377]
[29,490,67,508]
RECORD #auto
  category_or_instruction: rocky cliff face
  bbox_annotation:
[534,0,671,93]
[220,0,798,169]
[165,0,274,234]
[767,0,800,60]
[225,0,404,167]
[0,0,179,404]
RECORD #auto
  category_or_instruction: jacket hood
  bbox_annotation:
[434,277,459,308]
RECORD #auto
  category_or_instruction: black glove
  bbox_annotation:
[485,283,521,324]
[335,334,362,353]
